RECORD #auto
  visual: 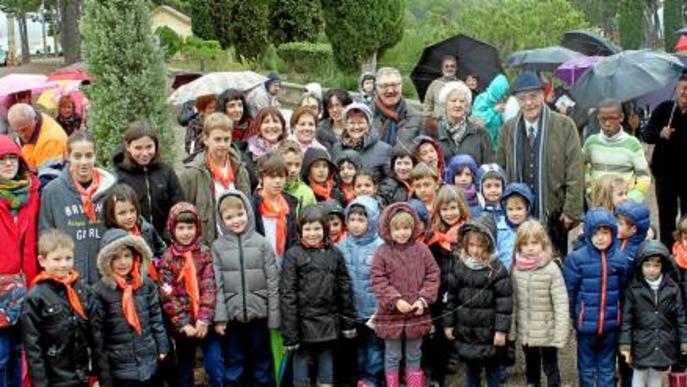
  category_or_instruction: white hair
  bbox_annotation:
[438,81,472,107]
[7,103,36,123]
[375,67,402,88]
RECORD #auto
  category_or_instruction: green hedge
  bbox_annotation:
[155,26,182,60]
[276,42,333,74]
[181,36,223,60]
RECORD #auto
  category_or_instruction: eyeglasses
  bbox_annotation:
[347,121,368,128]
[0,155,18,165]
[378,82,401,90]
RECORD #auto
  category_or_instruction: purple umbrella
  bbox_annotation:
[553,56,601,87]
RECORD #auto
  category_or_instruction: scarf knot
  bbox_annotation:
[311,179,334,201]
[70,168,102,222]
[206,154,235,190]
[428,222,462,250]
[32,270,87,320]
[113,261,142,335]
[259,191,290,256]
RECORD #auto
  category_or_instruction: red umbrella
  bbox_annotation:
[676,35,687,52]
[48,62,92,82]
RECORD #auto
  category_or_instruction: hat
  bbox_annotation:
[265,73,281,87]
[343,102,373,124]
[513,71,544,94]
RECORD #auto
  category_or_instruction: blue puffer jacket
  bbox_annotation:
[471,74,509,148]
[615,200,651,264]
[339,196,383,320]
[563,208,629,335]
[496,183,535,271]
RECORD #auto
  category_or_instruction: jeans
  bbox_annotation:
[576,331,618,387]
[522,346,561,386]
[292,342,334,385]
[356,323,384,386]
[0,327,21,387]
[175,332,225,387]
[464,358,500,387]
[224,319,273,386]
[384,337,422,372]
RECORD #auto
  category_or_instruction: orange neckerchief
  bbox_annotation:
[331,230,347,244]
[131,225,141,236]
[178,251,200,320]
[70,168,101,222]
[32,270,87,320]
[302,239,327,249]
[428,222,463,250]
[113,260,143,335]
[259,191,290,256]
[400,179,414,198]
[206,154,235,189]
[341,183,356,204]
[311,179,334,200]
[128,227,159,282]
[673,242,687,270]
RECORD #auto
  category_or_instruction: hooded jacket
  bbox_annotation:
[471,74,510,148]
[413,134,445,178]
[615,200,651,265]
[443,154,481,213]
[212,191,280,329]
[339,196,384,320]
[563,208,628,335]
[477,163,508,218]
[496,183,535,271]
[331,128,392,183]
[619,240,687,369]
[92,229,169,384]
[300,147,345,204]
[370,203,440,339]
[39,167,117,284]
[355,72,376,106]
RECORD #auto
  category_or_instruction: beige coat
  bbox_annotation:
[511,260,569,348]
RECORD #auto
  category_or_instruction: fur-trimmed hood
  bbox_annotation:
[97,228,153,288]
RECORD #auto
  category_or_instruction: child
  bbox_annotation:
[92,228,170,385]
[444,154,480,215]
[278,140,317,215]
[371,203,440,386]
[442,215,512,387]
[563,207,628,387]
[321,200,347,245]
[496,183,535,271]
[379,144,417,206]
[22,229,101,387]
[619,240,687,387]
[353,169,378,198]
[409,162,441,216]
[334,149,362,206]
[615,200,651,263]
[158,202,219,387]
[477,163,507,218]
[280,205,356,387]
[511,220,569,387]
[414,135,444,179]
[301,147,344,204]
[356,72,376,106]
[339,196,384,387]
[590,174,628,212]
[213,191,279,387]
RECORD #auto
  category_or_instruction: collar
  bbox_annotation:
[24,111,43,146]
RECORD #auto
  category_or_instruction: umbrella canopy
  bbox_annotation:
[167,71,268,105]
[48,62,91,82]
[0,74,56,97]
[676,27,687,35]
[561,30,620,56]
[553,56,601,87]
[635,55,687,111]
[676,35,687,52]
[36,80,87,116]
[571,50,686,109]
[506,46,584,72]
[172,72,203,90]
[410,34,503,102]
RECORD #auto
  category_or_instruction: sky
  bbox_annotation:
[0,11,57,53]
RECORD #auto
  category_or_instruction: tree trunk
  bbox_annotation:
[361,50,377,74]
[6,15,17,67]
[18,15,30,64]
[60,0,82,64]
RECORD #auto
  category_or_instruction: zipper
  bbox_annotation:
[598,251,608,335]
[578,300,585,328]
[238,235,248,320]
[144,167,153,223]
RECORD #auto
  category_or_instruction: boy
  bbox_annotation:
[414,135,444,179]
[409,162,441,216]
[339,196,385,387]
[477,163,508,218]
[213,191,279,387]
[22,229,102,387]
[301,147,344,204]
[497,183,535,271]
[615,200,651,264]
[278,140,316,215]
[321,200,347,245]
[563,208,628,387]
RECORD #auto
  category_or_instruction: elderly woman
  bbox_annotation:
[316,89,352,150]
[433,81,493,167]
[215,88,253,149]
[288,106,327,153]
[184,94,217,158]
[331,102,392,182]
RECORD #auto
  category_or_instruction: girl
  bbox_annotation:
[334,149,362,207]
[590,174,628,212]
[301,147,344,204]
[317,89,353,150]
[247,107,287,163]
[444,154,480,215]
[39,131,117,284]
[298,92,322,120]
[414,135,444,179]
[215,88,253,148]
[93,229,169,386]
[443,215,512,387]
[353,169,378,198]
[511,220,569,387]
[289,106,327,153]
[280,205,356,387]
[371,203,440,387]
[379,144,417,206]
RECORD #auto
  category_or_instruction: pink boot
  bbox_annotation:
[385,371,399,387]
[356,381,371,387]
[406,368,425,387]
[670,372,687,387]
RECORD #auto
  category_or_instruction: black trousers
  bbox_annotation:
[656,177,687,246]
[522,346,561,387]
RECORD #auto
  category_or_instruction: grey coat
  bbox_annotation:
[331,129,392,182]
[211,190,280,329]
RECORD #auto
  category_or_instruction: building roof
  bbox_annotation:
[151,5,191,25]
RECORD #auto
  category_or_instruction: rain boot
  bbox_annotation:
[385,370,399,387]
[406,368,425,387]
[357,381,372,387]
[670,372,687,387]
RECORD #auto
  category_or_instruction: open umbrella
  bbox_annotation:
[635,55,687,111]
[0,74,56,97]
[36,80,87,116]
[506,46,584,72]
[561,30,620,56]
[553,56,601,87]
[48,62,92,82]
[410,34,503,102]
[571,50,686,109]
[676,27,687,35]
[167,71,268,105]
[171,71,203,90]
[676,35,687,52]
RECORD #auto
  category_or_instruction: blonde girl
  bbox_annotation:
[590,174,628,212]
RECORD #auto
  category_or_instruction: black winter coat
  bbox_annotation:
[378,176,410,206]
[251,192,300,254]
[22,280,104,387]
[92,278,169,384]
[429,243,456,327]
[442,258,512,361]
[280,242,356,346]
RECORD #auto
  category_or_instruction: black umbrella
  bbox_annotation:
[410,34,503,102]
[676,27,687,35]
[561,30,620,56]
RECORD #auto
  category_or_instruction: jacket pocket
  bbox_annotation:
[577,301,585,329]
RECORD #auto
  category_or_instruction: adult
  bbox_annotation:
[288,106,327,153]
[184,94,217,158]
[215,88,253,150]
[316,89,352,151]
[112,120,185,240]
[297,92,322,120]
[372,67,424,147]
[642,73,687,246]
[0,91,31,135]
[246,73,281,117]
[379,143,417,206]
[245,107,287,188]
[331,102,392,182]
[496,71,583,256]
[423,55,459,119]
[432,81,493,167]
[7,103,67,174]
[54,95,83,136]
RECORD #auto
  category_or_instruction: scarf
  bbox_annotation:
[32,270,87,320]
[646,275,663,291]
[441,117,469,147]
[129,226,159,282]
[341,131,365,151]
[331,230,347,244]
[673,242,687,270]
[460,184,478,207]
[113,261,142,335]
[301,239,327,249]
[428,222,462,250]
[341,183,356,204]
[70,168,101,222]
[374,96,407,144]
[0,174,30,214]
[512,106,550,219]
[177,251,200,320]
[206,153,235,190]
[514,250,551,271]
[311,179,334,201]
[259,191,290,256]
[248,135,280,160]
[461,254,487,271]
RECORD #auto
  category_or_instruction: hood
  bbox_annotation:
[500,182,535,213]
[0,135,30,176]
[444,154,478,184]
[334,149,363,170]
[345,195,381,243]
[343,102,373,124]
[458,214,497,254]
[59,166,117,198]
[166,201,202,247]
[635,240,677,279]
[413,134,445,175]
[358,71,375,89]
[301,147,337,184]
[477,163,508,193]
[217,190,255,238]
[481,74,510,103]
[97,228,153,288]
[378,202,424,245]
[615,200,651,244]
[583,207,618,251]
[321,199,345,221]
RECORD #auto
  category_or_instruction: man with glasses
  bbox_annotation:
[496,71,583,256]
[423,55,459,119]
[371,67,424,147]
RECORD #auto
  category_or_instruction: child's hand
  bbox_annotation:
[411,300,424,316]
[396,299,413,314]
[195,322,208,338]
[158,353,167,361]
[493,332,506,347]
[444,327,455,340]
[214,324,226,336]
[181,324,196,337]
[621,350,632,365]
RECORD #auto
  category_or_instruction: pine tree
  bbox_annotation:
[229,0,270,64]
[270,0,321,45]
[618,0,645,49]
[663,0,684,51]
[82,0,174,165]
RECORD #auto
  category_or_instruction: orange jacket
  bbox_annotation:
[21,113,67,171]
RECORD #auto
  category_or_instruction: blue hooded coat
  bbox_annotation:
[615,200,651,264]
[443,154,480,215]
[496,183,535,271]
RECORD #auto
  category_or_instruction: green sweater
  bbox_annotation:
[284,179,317,215]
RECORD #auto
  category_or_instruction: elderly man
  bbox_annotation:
[247,72,281,116]
[371,67,424,147]
[7,103,67,173]
[423,55,458,119]
[496,71,583,255]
